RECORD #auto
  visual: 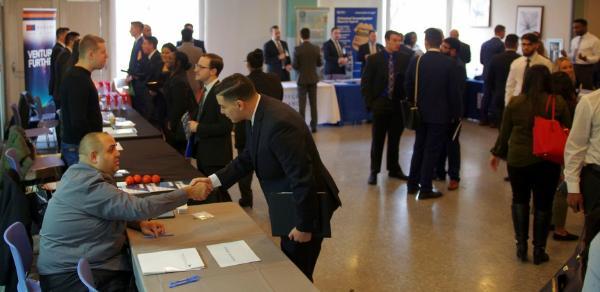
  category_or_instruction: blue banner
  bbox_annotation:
[23,8,56,106]
[334,8,377,78]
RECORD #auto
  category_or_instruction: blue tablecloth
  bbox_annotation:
[464,79,483,120]
[333,81,371,124]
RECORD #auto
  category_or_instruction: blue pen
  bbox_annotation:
[143,233,175,238]
[169,275,200,288]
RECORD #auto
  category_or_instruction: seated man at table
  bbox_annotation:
[38,132,211,292]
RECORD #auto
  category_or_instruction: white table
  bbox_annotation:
[282,81,341,125]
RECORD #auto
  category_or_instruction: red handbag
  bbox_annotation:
[532,95,570,164]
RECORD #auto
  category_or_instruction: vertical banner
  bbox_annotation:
[23,8,56,106]
[296,7,329,48]
[334,8,377,78]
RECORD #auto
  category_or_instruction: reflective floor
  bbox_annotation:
[232,122,583,292]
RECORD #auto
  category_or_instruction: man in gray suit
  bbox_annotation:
[293,28,323,133]
[177,28,204,93]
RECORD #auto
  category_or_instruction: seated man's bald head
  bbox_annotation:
[79,132,111,157]
[78,132,121,174]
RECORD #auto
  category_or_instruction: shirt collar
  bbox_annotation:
[251,94,262,126]
[204,78,219,94]
[148,50,157,60]
[58,41,66,47]
[427,48,441,52]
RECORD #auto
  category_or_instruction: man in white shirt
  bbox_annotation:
[565,89,600,214]
[562,18,600,90]
[505,33,553,105]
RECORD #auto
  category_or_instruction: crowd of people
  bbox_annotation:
[35,16,600,290]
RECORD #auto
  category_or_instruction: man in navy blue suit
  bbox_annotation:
[323,27,349,78]
[479,25,506,126]
[127,21,146,114]
[405,28,462,199]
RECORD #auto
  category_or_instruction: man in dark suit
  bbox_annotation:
[323,26,349,78]
[192,73,341,281]
[405,28,462,199]
[485,34,520,128]
[450,29,471,64]
[53,31,79,109]
[399,33,416,57]
[362,30,411,185]
[188,53,233,204]
[235,49,284,207]
[264,25,292,81]
[176,23,206,52]
[49,27,69,104]
[127,21,146,114]
[479,24,506,125]
[139,36,164,125]
[357,30,384,70]
[293,28,323,133]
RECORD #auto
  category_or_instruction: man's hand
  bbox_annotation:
[338,57,348,65]
[578,53,588,62]
[148,90,157,97]
[188,120,198,133]
[288,227,312,243]
[190,177,212,187]
[126,75,133,84]
[140,221,165,238]
[285,64,292,72]
[567,193,584,213]
[278,53,286,60]
[489,155,500,172]
[184,181,212,201]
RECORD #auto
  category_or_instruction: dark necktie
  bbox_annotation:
[197,86,207,120]
[388,54,394,99]
[524,58,531,80]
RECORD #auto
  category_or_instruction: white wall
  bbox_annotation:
[450,0,573,77]
[204,0,282,78]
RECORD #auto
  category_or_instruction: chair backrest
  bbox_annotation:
[10,104,22,127]
[77,258,98,292]
[5,148,21,175]
[3,222,33,291]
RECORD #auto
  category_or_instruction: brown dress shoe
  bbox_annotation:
[448,180,459,190]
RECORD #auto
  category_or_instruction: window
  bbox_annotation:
[388,0,448,53]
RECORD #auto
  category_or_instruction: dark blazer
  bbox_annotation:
[480,37,505,77]
[361,50,411,114]
[405,51,462,124]
[176,39,206,53]
[458,41,471,64]
[141,51,163,84]
[49,43,65,96]
[322,39,346,75]
[128,37,144,76]
[189,81,233,167]
[293,41,322,85]
[357,42,384,64]
[53,49,72,105]
[264,39,291,80]
[485,50,521,107]
[163,71,195,143]
[216,96,341,233]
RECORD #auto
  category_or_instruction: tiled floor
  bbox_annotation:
[230,122,583,292]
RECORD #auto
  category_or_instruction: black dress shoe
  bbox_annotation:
[553,232,579,241]
[368,173,377,185]
[407,187,420,195]
[311,127,317,133]
[238,199,253,208]
[389,170,408,180]
[417,190,443,200]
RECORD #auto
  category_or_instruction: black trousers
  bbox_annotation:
[280,236,323,282]
[574,64,596,90]
[435,121,461,181]
[236,147,254,203]
[582,165,600,214]
[408,123,449,192]
[298,83,318,130]
[480,82,493,123]
[507,161,561,212]
[40,269,136,292]
[370,111,403,173]
[192,163,232,204]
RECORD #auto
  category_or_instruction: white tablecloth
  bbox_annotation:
[281,81,341,125]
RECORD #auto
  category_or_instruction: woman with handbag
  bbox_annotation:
[490,65,572,264]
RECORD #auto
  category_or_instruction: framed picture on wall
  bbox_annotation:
[546,38,563,62]
[516,6,544,36]
[469,0,491,27]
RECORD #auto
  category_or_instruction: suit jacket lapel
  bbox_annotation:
[251,98,265,169]
[198,80,219,121]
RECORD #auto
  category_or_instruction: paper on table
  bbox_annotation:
[114,120,136,128]
[206,240,260,268]
[137,248,204,275]
[116,182,149,195]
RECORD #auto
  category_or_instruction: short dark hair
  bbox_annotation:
[521,33,539,44]
[505,34,519,48]
[65,31,80,46]
[331,26,339,33]
[161,43,177,53]
[574,18,588,26]
[425,28,443,47]
[246,49,264,69]
[300,28,310,40]
[144,36,158,49]
[494,25,506,34]
[443,37,461,53]
[131,21,144,31]
[173,51,191,73]
[181,28,193,42]
[184,23,193,29]
[404,32,416,45]
[384,30,401,41]
[271,25,279,32]
[202,53,224,76]
[56,27,69,38]
[368,30,375,35]
[78,34,105,58]
[214,73,257,101]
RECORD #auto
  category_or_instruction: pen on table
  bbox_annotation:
[143,233,175,238]
[169,275,200,288]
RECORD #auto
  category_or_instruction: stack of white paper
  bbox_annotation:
[103,127,137,138]
[206,240,261,268]
[114,120,136,128]
[137,248,204,275]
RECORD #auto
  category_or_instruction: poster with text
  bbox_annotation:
[334,8,377,78]
[23,8,56,106]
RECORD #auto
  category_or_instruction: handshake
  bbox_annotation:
[182,177,213,201]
